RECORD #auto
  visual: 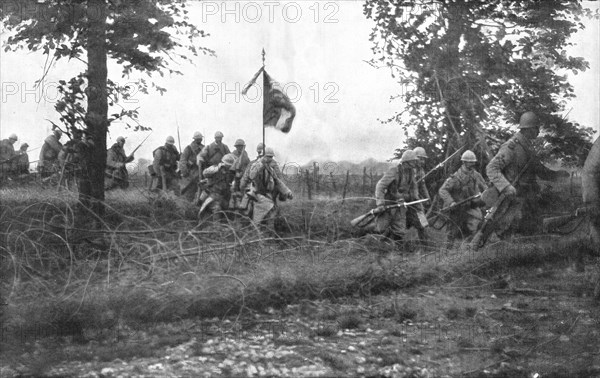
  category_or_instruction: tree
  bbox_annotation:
[1,0,213,222]
[364,0,597,181]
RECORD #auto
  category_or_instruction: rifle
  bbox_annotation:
[470,152,537,250]
[542,205,597,233]
[351,198,430,228]
[130,132,152,156]
[175,112,182,153]
[418,146,465,183]
[427,193,482,224]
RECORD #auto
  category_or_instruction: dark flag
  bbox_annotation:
[263,71,296,133]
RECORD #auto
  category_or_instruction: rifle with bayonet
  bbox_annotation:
[418,146,465,184]
[130,132,152,156]
[542,205,598,233]
[351,198,430,228]
[427,193,482,226]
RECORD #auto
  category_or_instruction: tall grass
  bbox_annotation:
[0,184,597,348]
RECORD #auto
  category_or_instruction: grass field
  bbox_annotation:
[1,179,598,377]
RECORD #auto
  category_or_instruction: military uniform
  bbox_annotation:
[152,144,180,192]
[199,162,235,220]
[244,157,292,226]
[178,141,204,200]
[486,131,562,235]
[439,166,487,239]
[372,164,418,240]
[197,142,231,173]
[105,143,134,190]
[39,133,63,178]
[0,138,16,178]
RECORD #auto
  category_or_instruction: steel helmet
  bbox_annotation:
[116,136,126,143]
[264,147,275,157]
[166,136,175,145]
[400,149,417,163]
[461,150,477,162]
[234,139,245,147]
[8,133,18,141]
[518,111,540,129]
[21,143,29,149]
[256,142,264,153]
[214,131,224,138]
[193,131,203,140]
[221,153,236,166]
[53,129,62,138]
[413,146,427,159]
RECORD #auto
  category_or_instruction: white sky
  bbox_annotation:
[0,1,598,166]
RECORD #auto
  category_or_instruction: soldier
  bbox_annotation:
[230,139,251,199]
[105,136,134,191]
[242,147,293,230]
[178,131,204,201]
[0,134,18,178]
[485,111,568,238]
[199,153,236,221]
[372,150,420,243]
[197,131,231,177]
[438,150,487,242]
[14,143,30,175]
[151,136,180,193]
[410,146,431,244]
[39,129,63,178]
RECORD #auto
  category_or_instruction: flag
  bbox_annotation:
[263,71,296,133]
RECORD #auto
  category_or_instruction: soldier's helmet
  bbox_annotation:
[8,134,18,141]
[117,136,126,144]
[21,143,29,149]
[413,146,427,159]
[166,136,175,145]
[400,149,417,163]
[518,111,539,129]
[461,150,477,162]
[264,147,275,157]
[214,131,224,138]
[221,153,236,167]
[256,142,264,153]
[193,132,203,140]
[53,129,62,138]
[234,139,245,147]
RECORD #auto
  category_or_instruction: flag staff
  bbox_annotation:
[262,48,266,154]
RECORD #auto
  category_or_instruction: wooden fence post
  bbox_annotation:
[305,170,312,200]
[342,170,350,204]
[362,166,367,195]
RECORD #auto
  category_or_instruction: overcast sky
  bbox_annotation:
[1,1,598,166]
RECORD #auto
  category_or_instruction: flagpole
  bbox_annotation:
[262,48,266,155]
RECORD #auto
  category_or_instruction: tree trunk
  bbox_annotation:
[582,137,600,248]
[85,0,108,223]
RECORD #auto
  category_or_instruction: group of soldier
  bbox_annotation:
[0,134,30,179]
[148,131,293,228]
[373,111,570,248]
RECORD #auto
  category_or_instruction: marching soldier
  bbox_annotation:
[58,129,84,189]
[230,139,251,199]
[0,134,18,178]
[39,129,63,178]
[151,136,180,193]
[199,153,236,221]
[242,147,293,231]
[15,143,30,175]
[105,136,134,190]
[372,150,420,243]
[438,150,487,242]
[179,131,204,201]
[410,146,431,245]
[197,131,231,177]
[484,111,568,239]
